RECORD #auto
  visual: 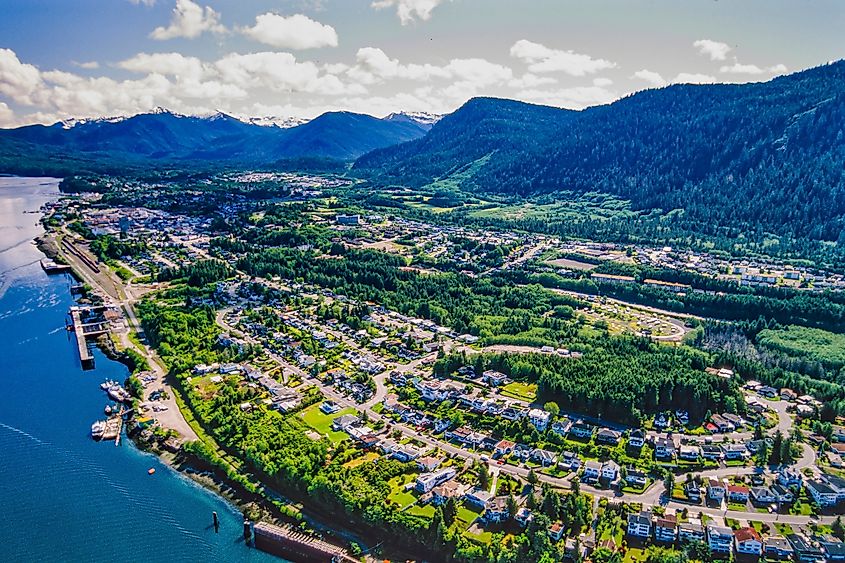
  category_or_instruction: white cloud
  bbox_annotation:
[371,0,451,25]
[515,85,618,109]
[215,52,362,96]
[510,40,616,76]
[631,69,667,87]
[150,0,226,40]
[239,13,338,50]
[693,39,731,61]
[673,72,716,84]
[592,77,613,87]
[129,0,156,5]
[720,61,788,75]
[347,47,511,90]
[0,101,15,127]
[74,61,100,70]
[119,52,208,79]
[508,73,556,89]
[0,48,44,105]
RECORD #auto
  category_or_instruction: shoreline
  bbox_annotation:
[32,219,383,561]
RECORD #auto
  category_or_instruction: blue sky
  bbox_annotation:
[0,0,843,126]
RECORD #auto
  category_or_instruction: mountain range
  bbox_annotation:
[2,61,844,241]
[0,108,436,168]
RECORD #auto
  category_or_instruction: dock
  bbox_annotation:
[252,522,358,563]
[69,305,109,370]
[40,258,72,274]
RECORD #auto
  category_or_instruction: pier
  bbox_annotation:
[40,258,71,274]
[252,522,358,563]
[68,305,109,369]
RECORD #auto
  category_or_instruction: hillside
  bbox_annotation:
[355,62,845,241]
[0,108,429,172]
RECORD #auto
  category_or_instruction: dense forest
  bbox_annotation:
[356,61,845,243]
[436,337,741,425]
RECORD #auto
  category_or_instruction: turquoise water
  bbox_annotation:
[0,178,280,562]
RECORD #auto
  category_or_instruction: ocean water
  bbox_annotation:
[0,178,280,562]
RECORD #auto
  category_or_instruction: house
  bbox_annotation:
[528,408,551,431]
[627,511,652,539]
[787,534,825,563]
[320,401,341,415]
[464,488,494,509]
[727,484,750,503]
[551,419,572,435]
[549,521,565,542]
[678,521,705,543]
[807,479,839,507]
[583,460,602,482]
[780,388,798,401]
[531,448,558,467]
[678,445,701,461]
[820,537,845,562]
[601,460,620,482]
[655,436,676,459]
[758,385,778,398]
[483,496,510,523]
[626,469,648,487]
[750,487,776,505]
[707,479,726,501]
[515,507,533,527]
[770,483,794,504]
[710,414,735,433]
[416,468,457,493]
[654,515,678,543]
[495,440,516,457]
[431,480,461,506]
[778,467,803,487]
[445,426,473,444]
[482,370,509,387]
[332,413,360,431]
[723,443,748,460]
[416,456,442,472]
[628,429,646,448]
[596,428,621,445]
[569,421,595,439]
[685,481,702,502]
[392,444,422,462]
[764,536,794,560]
[702,444,724,461]
[734,527,763,555]
[707,525,734,554]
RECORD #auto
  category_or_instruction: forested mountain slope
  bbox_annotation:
[355,62,845,240]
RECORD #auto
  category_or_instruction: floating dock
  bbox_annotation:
[252,522,358,563]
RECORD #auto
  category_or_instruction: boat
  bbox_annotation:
[148,468,156,475]
[107,385,131,402]
[104,405,112,415]
[90,420,106,440]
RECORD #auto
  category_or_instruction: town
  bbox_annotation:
[40,171,845,563]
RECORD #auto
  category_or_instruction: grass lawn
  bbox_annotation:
[387,475,419,508]
[464,528,494,545]
[456,504,482,528]
[299,403,357,443]
[407,504,436,518]
[500,381,537,402]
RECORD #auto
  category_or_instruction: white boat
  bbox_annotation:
[104,405,112,415]
[91,420,106,439]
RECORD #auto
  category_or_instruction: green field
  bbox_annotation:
[500,381,538,402]
[758,325,845,367]
[299,404,358,443]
